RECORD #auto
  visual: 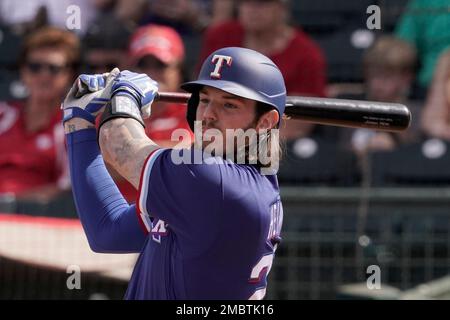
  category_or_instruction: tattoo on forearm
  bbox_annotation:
[109,121,145,165]
[113,138,134,167]
[99,118,154,188]
[68,125,77,133]
[126,121,146,139]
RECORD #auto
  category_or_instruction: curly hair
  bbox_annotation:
[19,26,80,69]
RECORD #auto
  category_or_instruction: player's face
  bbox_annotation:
[196,86,258,152]
[21,47,73,102]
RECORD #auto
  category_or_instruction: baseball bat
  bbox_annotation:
[156,92,412,132]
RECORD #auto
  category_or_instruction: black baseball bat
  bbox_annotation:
[156,92,412,132]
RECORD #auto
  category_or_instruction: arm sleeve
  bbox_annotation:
[66,128,147,253]
[136,148,223,250]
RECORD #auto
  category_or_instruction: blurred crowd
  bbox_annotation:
[0,0,449,205]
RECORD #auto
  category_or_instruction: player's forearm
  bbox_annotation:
[99,117,160,189]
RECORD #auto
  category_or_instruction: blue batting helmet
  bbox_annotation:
[181,47,286,130]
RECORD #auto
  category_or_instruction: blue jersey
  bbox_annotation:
[125,148,283,300]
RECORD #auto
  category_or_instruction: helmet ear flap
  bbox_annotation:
[186,91,199,132]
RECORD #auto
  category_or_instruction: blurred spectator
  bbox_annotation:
[111,24,193,203]
[128,24,192,145]
[395,0,450,89]
[114,0,149,26]
[198,0,327,141]
[0,27,80,201]
[81,14,133,74]
[0,0,96,35]
[141,0,232,35]
[338,36,419,153]
[92,0,117,13]
[209,0,235,26]
[421,49,450,140]
[199,0,326,96]
[363,37,416,104]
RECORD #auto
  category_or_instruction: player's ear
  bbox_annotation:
[256,109,279,131]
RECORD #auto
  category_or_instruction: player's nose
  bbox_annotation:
[200,102,218,122]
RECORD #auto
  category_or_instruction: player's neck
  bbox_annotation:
[244,24,293,56]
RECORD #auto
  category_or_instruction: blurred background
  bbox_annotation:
[1,0,450,300]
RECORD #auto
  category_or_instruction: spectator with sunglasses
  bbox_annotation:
[106,24,193,203]
[0,27,80,201]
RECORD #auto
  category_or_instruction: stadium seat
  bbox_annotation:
[291,0,375,33]
[0,25,22,69]
[371,139,450,186]
[0,25,23,101]
[181,34,202,79]
[278,137,359,186]
[315,26,376,83]
[0,68,24,101]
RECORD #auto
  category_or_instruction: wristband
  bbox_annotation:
[98,95,145,130]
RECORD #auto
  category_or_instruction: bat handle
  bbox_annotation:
[156,92,191,104]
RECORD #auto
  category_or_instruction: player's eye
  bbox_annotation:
[199,97,209,105]
[224,103,238,109]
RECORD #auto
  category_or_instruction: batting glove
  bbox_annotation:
[110,71,158,119]
[62,68,120,124]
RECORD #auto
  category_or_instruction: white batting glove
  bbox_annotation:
[111,70,159,119]
[62,68,120,124]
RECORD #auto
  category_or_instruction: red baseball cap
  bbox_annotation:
[129,25,185,66]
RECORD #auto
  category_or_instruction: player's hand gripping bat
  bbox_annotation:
[75,77,411,132]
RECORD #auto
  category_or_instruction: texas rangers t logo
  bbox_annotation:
[210,54,233,79]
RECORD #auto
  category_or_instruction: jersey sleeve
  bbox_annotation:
[136,148,223,244]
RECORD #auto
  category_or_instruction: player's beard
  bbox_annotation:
[199,119,258,161]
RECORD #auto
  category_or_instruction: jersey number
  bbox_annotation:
[248,252,275,300]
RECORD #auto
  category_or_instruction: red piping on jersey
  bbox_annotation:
[135,148,160,234]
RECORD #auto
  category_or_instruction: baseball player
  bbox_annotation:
[62,47,285,299]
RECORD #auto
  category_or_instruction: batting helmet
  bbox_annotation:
[181,47,286,130]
